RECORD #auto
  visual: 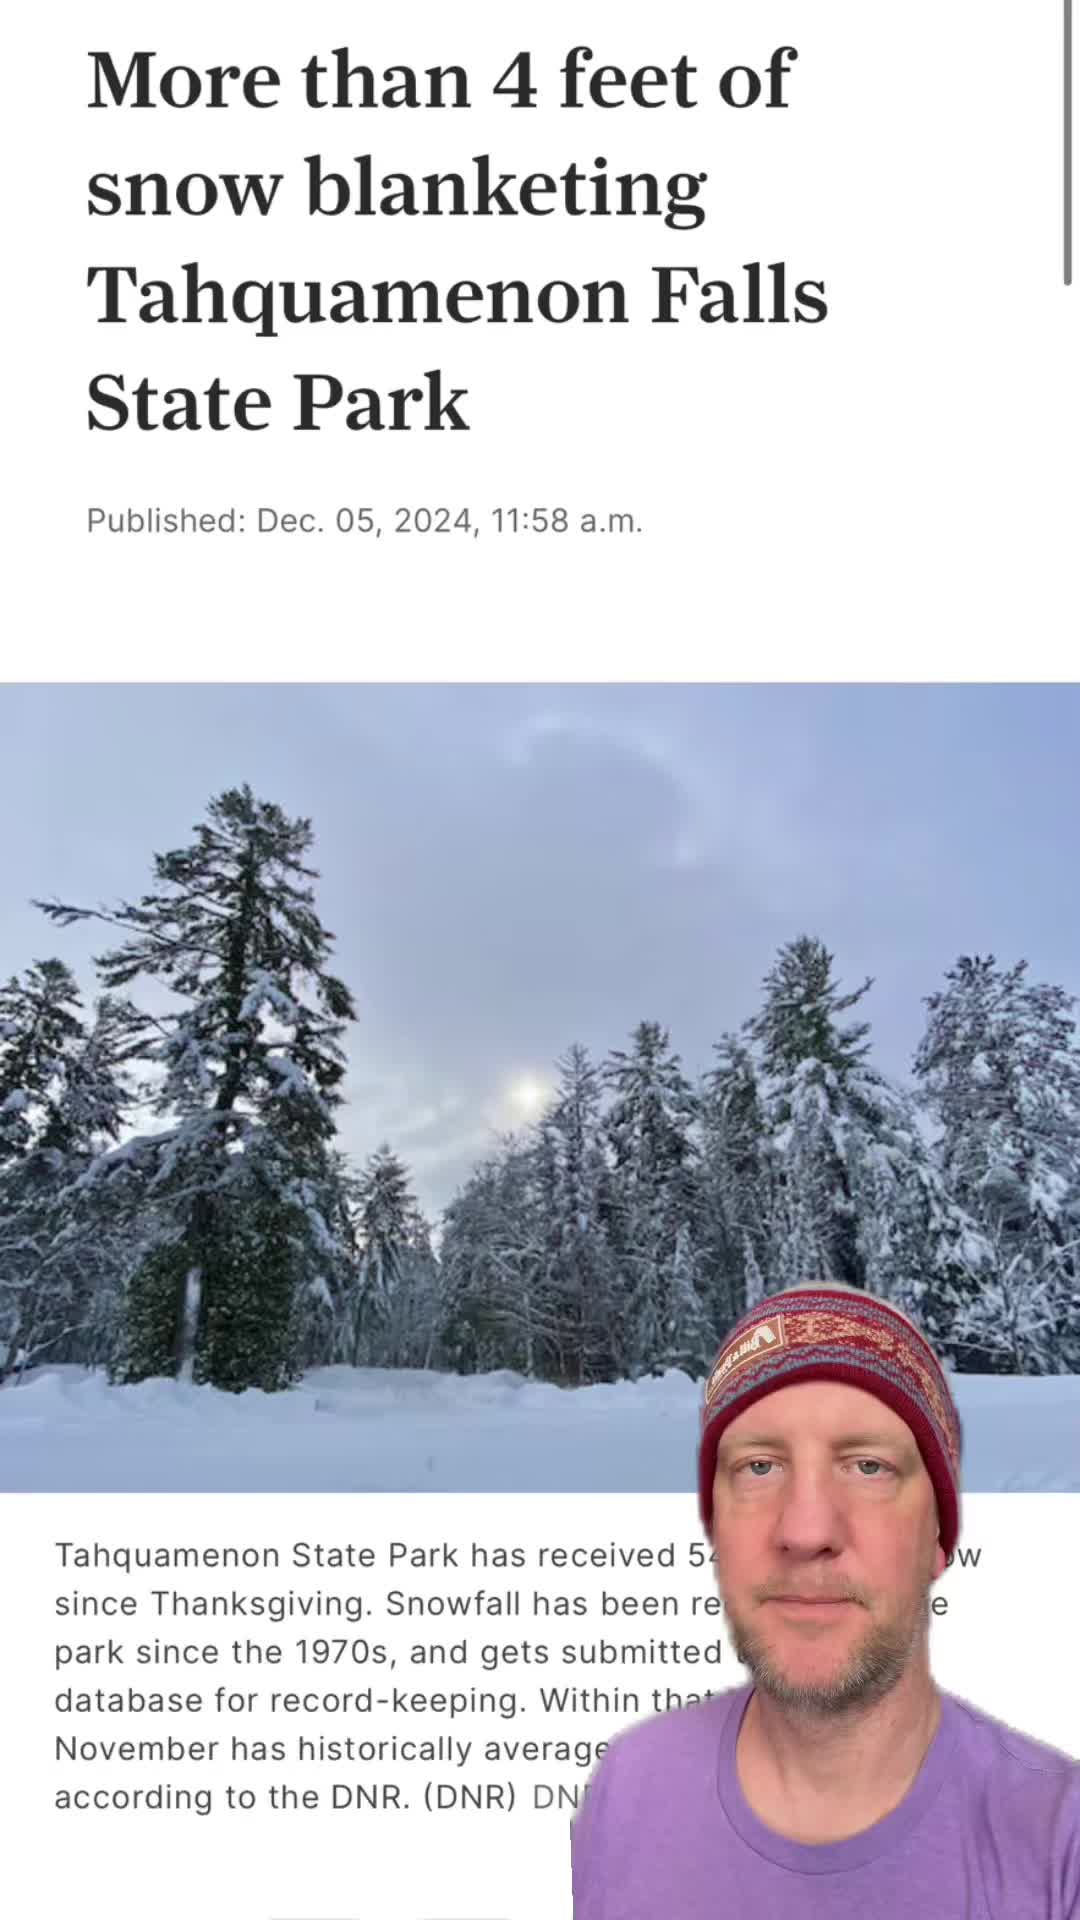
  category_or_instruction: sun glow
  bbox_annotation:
[506,1073,552,1120]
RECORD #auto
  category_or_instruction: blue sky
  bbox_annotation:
[1,683,1075,1215]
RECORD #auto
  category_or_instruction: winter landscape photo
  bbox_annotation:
[0,682,1077,1493]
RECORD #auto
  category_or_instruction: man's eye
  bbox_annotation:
[735,1458,895,1478]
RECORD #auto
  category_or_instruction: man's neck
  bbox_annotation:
[736,1677,942,1845]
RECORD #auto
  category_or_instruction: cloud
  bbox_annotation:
[1,683,1076,1223]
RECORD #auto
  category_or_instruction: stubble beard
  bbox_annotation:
[720,1578,934,1718]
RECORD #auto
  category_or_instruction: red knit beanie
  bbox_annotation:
[698,1284,963,1558]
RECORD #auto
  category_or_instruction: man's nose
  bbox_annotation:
[771,1463,851,1552]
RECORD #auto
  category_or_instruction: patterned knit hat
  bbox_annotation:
[698,1283,963,1557]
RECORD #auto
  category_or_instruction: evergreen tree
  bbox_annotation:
[482,1137,551,1376]
[843,1079,992,1366]
[751,937,883,1293]
[914,955,1080,1372]
[348,1145,440,1367]
[401,1203,443,1371]
[351,1145,413,1360]
[754,935,873,1089]
[698,1032,770,1330]
[0,960,85,1164]
[438,1157,502,1373]
[664,1220,713,1376]
[535,1045,617,1384]
[603,1020,700,1377]
[0,988,134,1378]
[771,1061,852,1290]
[742,1232,767,1309]
[438,1135,555,1376]
[36,785,356,1390]
[292,1145,359,1371]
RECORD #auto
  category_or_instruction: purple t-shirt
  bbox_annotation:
[571,1683,1080,1918]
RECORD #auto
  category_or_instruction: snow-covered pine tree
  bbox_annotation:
[742,1233,767,1310]
[438,1134,553,1376]
[266,1133,358,1375]
[349,1144,413,1364]
[698,1032,771,1332]
[603,1020,700,1378]
[770,1062,851,1291]
[33,994,143,1369]
[665,1220,714,1378]
[402,1203,443,1371]
[755,936,875,1087]
[36,785,356,1391]
[484,1135,552,1375]
[914,955,1080,1373]
[0,960,84,1165]
[348,1145,438,1368]
[437,1157,500,1373]
[843,1076,993,1368]
[534,1044,617,1384]
[0,977,134,1378]
[749,937,879,1292]
[289,1145,358,1371]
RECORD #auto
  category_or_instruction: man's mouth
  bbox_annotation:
[768,1596,854,1609]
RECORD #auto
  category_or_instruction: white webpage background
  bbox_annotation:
[5,0,1076,681]
[2,1493,1078,1920]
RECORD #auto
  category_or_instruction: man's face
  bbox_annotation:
[711,1380,948,1716]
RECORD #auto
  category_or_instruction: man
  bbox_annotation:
[571,1281,1079,1917]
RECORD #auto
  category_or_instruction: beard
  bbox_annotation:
[720,1579,934,1719]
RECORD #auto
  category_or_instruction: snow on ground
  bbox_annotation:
[1,1363,1078,1493]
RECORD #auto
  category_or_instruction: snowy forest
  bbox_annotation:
[1,783,1078,1400]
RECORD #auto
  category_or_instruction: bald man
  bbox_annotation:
[571,1281,1079,1917]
